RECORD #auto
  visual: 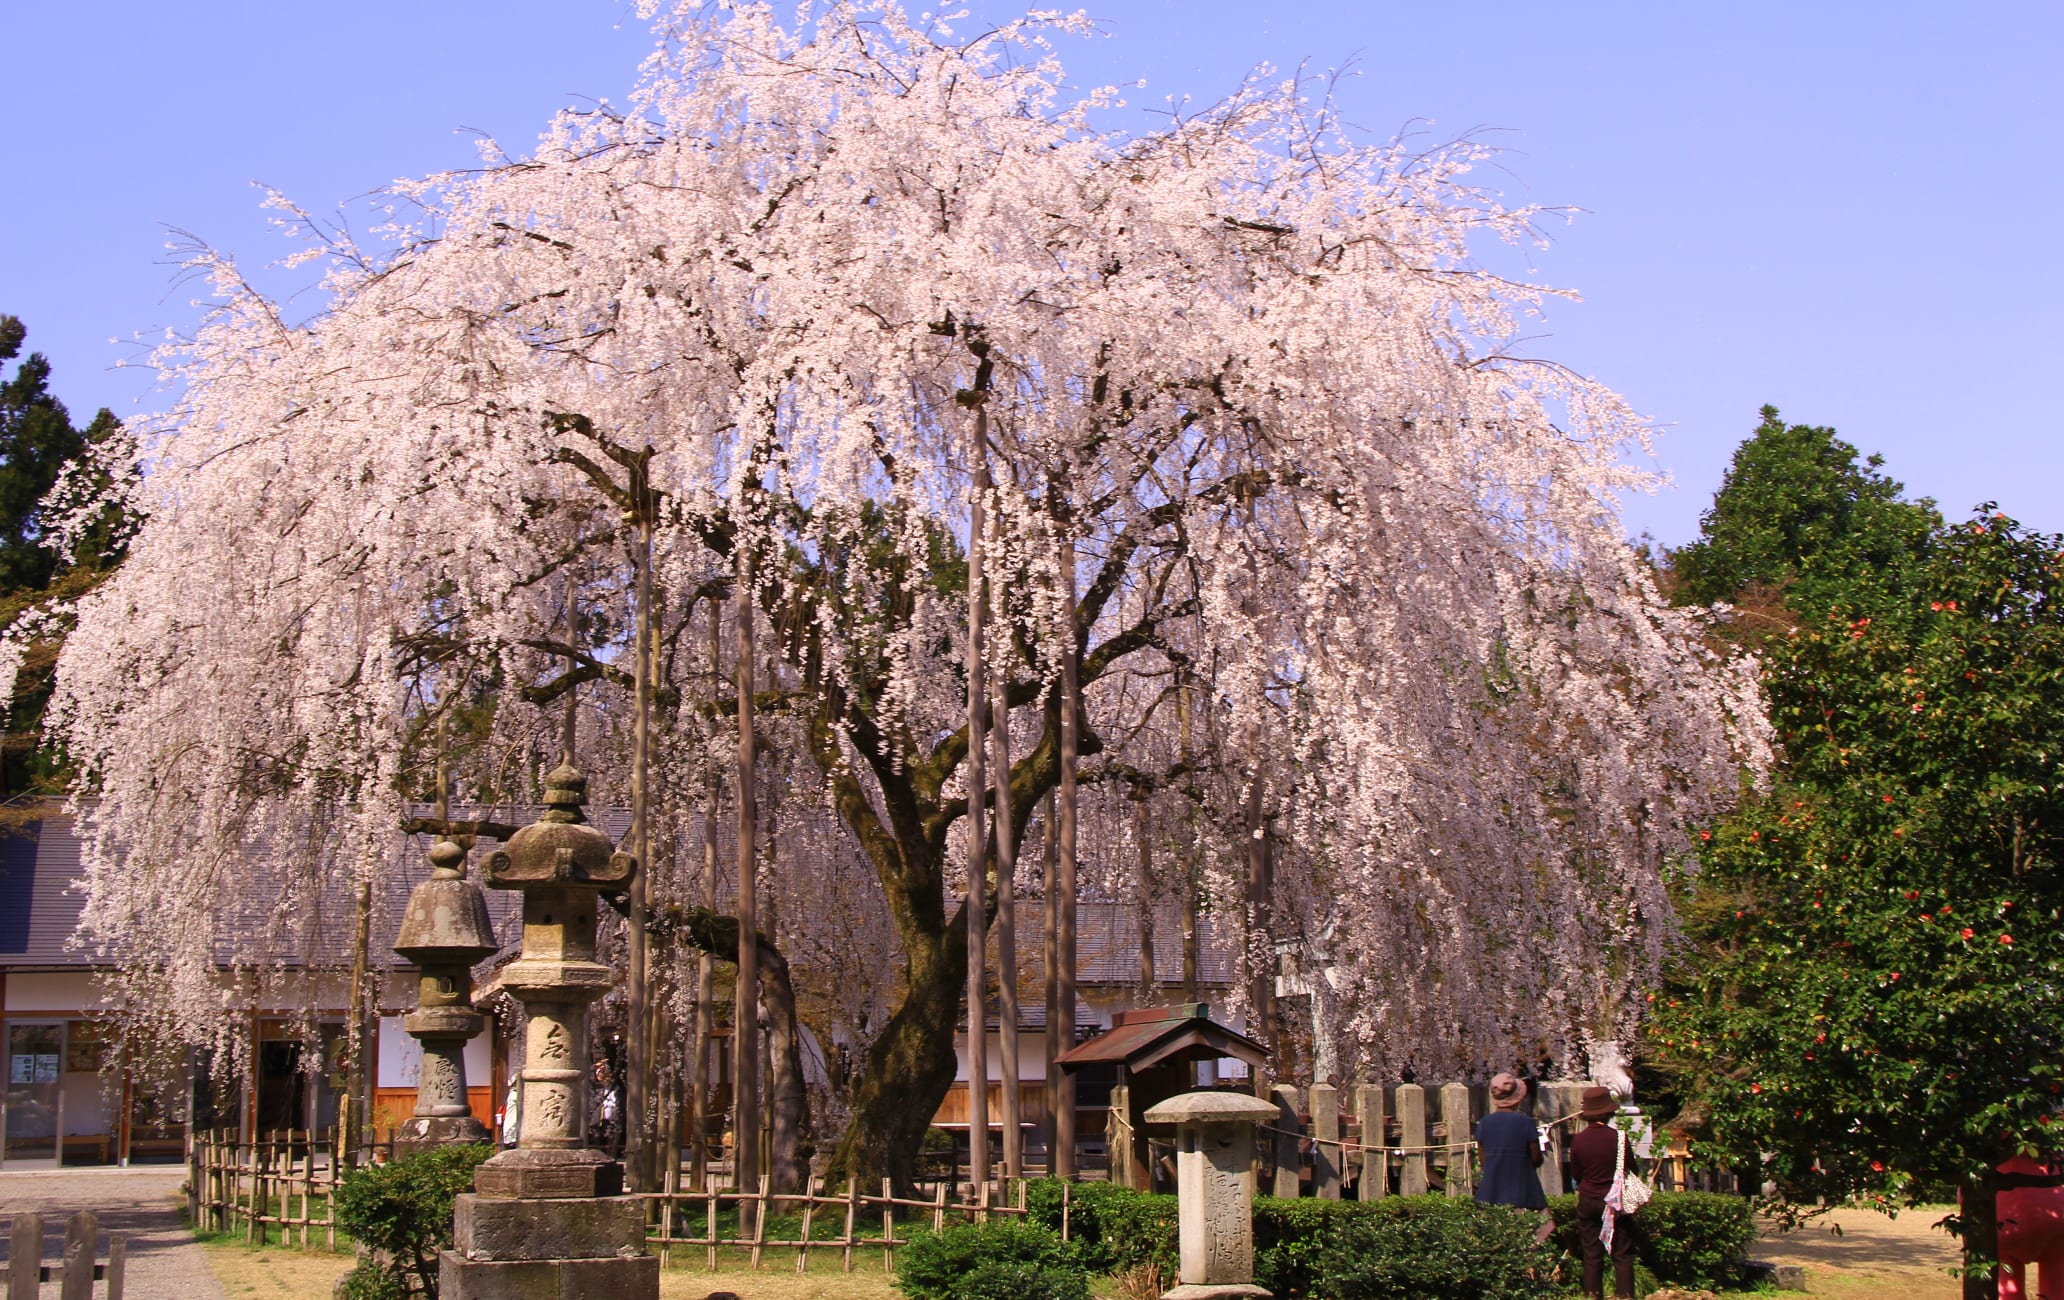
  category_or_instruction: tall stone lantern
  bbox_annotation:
[1141,1091,1278,1299]
[441,764,659,1299]
[391,839,496,1153]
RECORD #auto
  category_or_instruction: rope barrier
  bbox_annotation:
[1253,1109,1589,1157]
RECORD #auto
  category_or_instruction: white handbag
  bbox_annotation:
[1613,1128,1653,1214]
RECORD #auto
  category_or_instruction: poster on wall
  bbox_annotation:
[8,1054,30,1084]
[33,1054,58,1084]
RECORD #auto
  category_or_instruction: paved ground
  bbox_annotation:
[0,1166,226,1300]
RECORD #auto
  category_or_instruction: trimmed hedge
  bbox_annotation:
[1309,1200,1560,1300]
[1029,1180,1756,1298]
[893,1218,1088,1300]
[1547,1191,1756,1290]
[1024,1179,1177,1276]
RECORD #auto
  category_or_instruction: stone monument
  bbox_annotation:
[391,839,496,1154]
[1141,1090,1277,1300]
[441,764,660,1299]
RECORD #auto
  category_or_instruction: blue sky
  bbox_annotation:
[3,1,2058,545]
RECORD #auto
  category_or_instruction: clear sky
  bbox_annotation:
[3,1,2058,545]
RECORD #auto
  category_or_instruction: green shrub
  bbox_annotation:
[950,1260,1092,1300]
[333,1144,493,1299]
[1253,1195,1381,1296]
[1545,1191,1755,1289]
[1309,1200,1560,1300]
[1024,1179,1177,1275]
[894,1218,1085,1300]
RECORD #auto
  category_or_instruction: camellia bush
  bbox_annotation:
[1658,508,2064,1290]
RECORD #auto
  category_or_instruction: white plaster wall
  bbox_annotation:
[3,972,107,1012]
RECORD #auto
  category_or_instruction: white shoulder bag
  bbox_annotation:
[1612,1127,1653,1214]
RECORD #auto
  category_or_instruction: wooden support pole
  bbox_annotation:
[1271,1084,1302,1199]
[106,1234,126,1300]
[1053,533,1080,1180]
[733,545,761,1220]
[1310,1083,1340,1200]
[964,406,992,1193]
[1354,1084,1387,1199]
[1396,1084,1428,1196]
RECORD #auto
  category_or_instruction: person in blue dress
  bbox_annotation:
[1475,1072,1554,1244]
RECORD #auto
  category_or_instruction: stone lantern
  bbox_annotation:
[1141,1090,1278,1299]
[391,838,497,1154]
[441,764,659,1299]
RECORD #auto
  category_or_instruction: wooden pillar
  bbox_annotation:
[1270,1084,1301,1199]
[1309,1083,1340,1199]
[1107,1082,1132,1190]
[1354,1084,1386,1199]
[1440,1082,1472,1197]
[1395,1084,1427,1196]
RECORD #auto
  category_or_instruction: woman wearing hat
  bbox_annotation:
[1568,1085,1638,1299]
[1474,1073,1554,1244]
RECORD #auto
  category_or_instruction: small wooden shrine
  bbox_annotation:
[1055,1003,1267,1191]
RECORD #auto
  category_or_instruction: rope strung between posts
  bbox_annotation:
[1252,1109,1590,1156]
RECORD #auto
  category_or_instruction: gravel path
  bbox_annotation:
[0,1166,226,1300]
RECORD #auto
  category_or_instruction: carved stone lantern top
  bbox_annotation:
[483,765,634,894]
[394,840,498,966]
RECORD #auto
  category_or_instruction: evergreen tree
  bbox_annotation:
[0,315,130,799]
[1672,405,1940,629]
[0,316,109,594]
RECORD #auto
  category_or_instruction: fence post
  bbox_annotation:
[1309,1084,1340,1200]
[8,1212,42,1300]
[796,1174,819,1274]
[1537,1082,1580,1202]
[1395,1084,1427,1196]
[1270,1084,1302,1199]
[106,1233,126,1300]
[60,1210,96,1300]
[1354,1084,1386,1199]
[1440,1082,1472,1197]
[841,1178,858,1273]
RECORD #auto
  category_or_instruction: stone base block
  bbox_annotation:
[1161,1287,1272,1299]
[452,1194,645,1262]
[439,1251,657,1300]
[474,1147,623,1199]
[391,1116,492,1156]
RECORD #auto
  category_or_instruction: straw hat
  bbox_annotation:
[1490,1073,1528,1110]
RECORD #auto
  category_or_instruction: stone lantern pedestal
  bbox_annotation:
[1141,1091,1277,1300]
[391,839,496,1155]
[440,765,659,1300]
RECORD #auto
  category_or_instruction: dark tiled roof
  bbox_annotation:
[0,804,602,971]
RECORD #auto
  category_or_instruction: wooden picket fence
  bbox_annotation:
[6,1211,127,1300]
[640,1174,1043,1274]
